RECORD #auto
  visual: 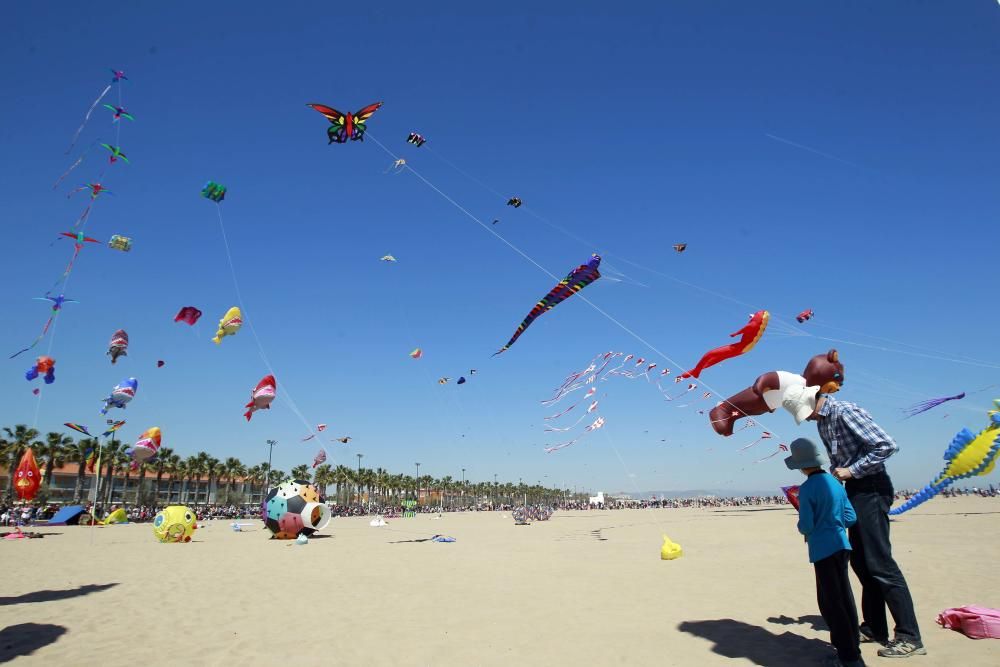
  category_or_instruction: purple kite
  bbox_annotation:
[903,393,966,418]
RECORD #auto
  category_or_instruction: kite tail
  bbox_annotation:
[66,84,111,154]
[888,479,952,515]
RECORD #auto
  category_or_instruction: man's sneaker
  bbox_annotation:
[877,639,927,658]
[859,626,889,647]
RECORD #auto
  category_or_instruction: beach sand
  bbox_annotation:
[2,497,998,666]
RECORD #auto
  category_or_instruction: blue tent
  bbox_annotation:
[46,505,87,525]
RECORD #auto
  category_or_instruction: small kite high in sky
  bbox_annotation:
[494,253,601,356]
[244,375,276,421]
[101,143,128,164]
[410,348,423,359]
[174,306,202,325]
[102,378,138,414]
[107,329,128,364]
[407,132,426,147]
[25,356,56,384]
[212,307,242,344]
[108,235,132,251]
[680,310,769,379]
[673,243,687,253]
[381,255,397,262]
[903,392,966,418]
[796,309,814,323]
[103,104,134,122]
[313,449,327,468]
[507,197,522,208]
[202,181,226,202]
[306,102,382,144]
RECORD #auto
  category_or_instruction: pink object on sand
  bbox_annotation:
[936,606,1000,640]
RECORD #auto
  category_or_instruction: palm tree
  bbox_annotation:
[112,448,132,504]
[163,453,182,504]
[221,457,246,499]
[183,455,202,505]
[152,447,174,505]
[99,439,125,505]
[290,464,310,481]
[65,437,97,503]
[332,465,352,504]
[267,468,286,487]
[312,464,333,497]
[204,455,221,504]
[134,461,149,505]
[244,464,264,504]
[2,425,41,502]
[38,432,73,491]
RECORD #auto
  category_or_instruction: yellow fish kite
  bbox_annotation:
[212,307,242,344]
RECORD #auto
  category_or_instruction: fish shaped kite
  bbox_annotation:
[903,392,966,418]
[407,132,426,147]
[101,143,128,164]
[306,102,383,144]
[409,348,423,359]
[202,181,227,202]
[25,356,56,384]
[212,307,242,344]
[128,427,162,464]
[889,400,1000,515]
[174,306,202,325]
[102,378,138,414]
[494,253,602,355]
[108,235,132,251]
[244,375,276,421]
[13,448,41,501]
[103,104,134,122]
[507,197,522,208]
[796,309,814,323]
[107,329,128,364]
[680,310,769,379]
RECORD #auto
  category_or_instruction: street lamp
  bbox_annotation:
[493,473,498,510]
[356,453,364,509]
[265,439,278,500]
[461,468,465,510]
[415,462,420,505]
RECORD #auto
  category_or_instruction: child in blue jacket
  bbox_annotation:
[786,437,864,667]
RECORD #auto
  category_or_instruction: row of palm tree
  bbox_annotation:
[1,424,586,507]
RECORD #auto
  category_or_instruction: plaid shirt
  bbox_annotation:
[816,395,898,478]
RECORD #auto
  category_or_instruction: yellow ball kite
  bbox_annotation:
[152,506,198,543]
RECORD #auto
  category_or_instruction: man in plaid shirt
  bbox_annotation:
[812,394,925,659]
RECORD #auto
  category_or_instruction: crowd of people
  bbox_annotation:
[2,486,995,527]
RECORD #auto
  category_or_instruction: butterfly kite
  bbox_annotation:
[65,69,126,154]
[103,104,134,122]
[494,253,601,355]
[306,102,382,144]
[101,144,128,164]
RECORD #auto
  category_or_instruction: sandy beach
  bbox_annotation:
[2,497,998,666]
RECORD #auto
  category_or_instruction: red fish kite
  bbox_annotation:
[244,375,276,421]
[14,448,41,501]
[681,310,769,379]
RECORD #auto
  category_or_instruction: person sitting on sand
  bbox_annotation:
[786,437,863,667]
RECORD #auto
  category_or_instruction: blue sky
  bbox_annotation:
[2,1,999,494]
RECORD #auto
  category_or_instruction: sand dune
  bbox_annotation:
[1,497,998,666]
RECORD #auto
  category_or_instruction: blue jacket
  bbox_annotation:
[797,470,856,563]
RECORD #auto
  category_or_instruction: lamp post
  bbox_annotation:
[415,462,420,505]
[265,439,277,501]
[356,453,364,509]
[493,473,497,510]
[461,468,465,510]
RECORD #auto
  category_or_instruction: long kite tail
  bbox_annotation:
[66,84,111,154]
[888,478,953,515]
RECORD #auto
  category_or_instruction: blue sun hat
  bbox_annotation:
[784,438,829,470]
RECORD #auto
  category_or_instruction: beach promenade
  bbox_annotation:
[2,497,997,666]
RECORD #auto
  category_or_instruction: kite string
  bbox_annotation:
[418,139,1000,370]
[367,132,786,444]
[213,204,332,462]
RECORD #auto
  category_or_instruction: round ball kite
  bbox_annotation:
[264,479,331,539]
[152,505,198,543]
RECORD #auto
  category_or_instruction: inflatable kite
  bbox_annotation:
[13,448,41,501]
[107,329,128,364]
[507,197,522,208]
[102,377,138,414]
[333,436,352,444]
[25,356,56,384]
[128,427,162,465]
[494,253,602,355]
[708,350,844,436]
[202,181,226,202]
[407,132,426,147]
[312,449,327,468]
[889,400,1000,515]
[103,104,133,122]
[409,348,422,359]
[100,143,128,164]
[903,392,966,418]
[381,255,397,262]
[796,309,814,323]
[660,534,683,560]
[306,102,382,144]
[681,310,769,379]
[108,235,132,251]
[264,479,331,539]
[102,508,127,524]
[152,506,197,543]
[244,375,276,421]
[212,306,242,344]
[174,306,202,325]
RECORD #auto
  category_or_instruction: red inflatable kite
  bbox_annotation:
[681,310,769,379]
[174,307,202,325]
[14,448,41,501]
